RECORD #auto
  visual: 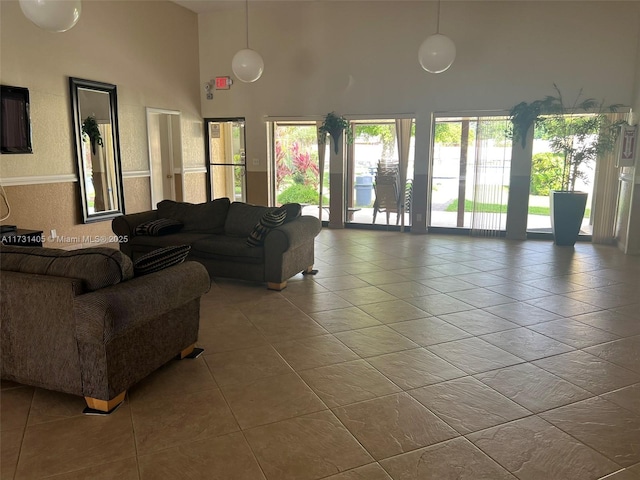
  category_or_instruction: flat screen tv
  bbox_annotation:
[1,85,33,154]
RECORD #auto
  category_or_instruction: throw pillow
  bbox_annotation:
[135,218,183,236]
[281,203,302,223]
[246,206,287,247]
[133,245,191,276]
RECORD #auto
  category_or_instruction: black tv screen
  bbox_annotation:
[1,85,33,154]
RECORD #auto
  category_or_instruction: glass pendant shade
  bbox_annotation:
[418,33,456,74]
[19,0,81,32]
[232,48,264,83]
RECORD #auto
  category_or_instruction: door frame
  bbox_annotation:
[204,117,247,201]
[146,107,182,208]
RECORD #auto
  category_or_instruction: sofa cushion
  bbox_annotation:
[135,218,183,236]
[282,203,302,223]
[191,236,263,261]
[157,198,230,234]
[0,245,134,291]
[224,202,276,237]
[133,245,191,276]
[247,206,287,247]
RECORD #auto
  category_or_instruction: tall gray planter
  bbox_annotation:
[550,191,588,246]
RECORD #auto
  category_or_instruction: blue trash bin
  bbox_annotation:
[355,175,373,206]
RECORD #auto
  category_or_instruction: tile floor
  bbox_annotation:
[2,229,640,480]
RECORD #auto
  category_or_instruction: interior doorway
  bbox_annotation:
[146,108,183,208]
[205,118,246,202]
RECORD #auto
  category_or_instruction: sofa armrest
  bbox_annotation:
[112,210,159,239]
[73,261,210,344]
[263,216,322,254]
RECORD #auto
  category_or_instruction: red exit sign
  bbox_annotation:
[215,77,231,90]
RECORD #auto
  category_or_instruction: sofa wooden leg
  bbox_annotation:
[84,391,126,413]
[268,281,287,291]
[180,343,196,359]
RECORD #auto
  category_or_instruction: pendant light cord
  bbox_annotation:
[436,0,441,34]
[245,0,250,48]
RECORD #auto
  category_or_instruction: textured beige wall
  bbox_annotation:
[0,1,202,237]
[183,173,207,204]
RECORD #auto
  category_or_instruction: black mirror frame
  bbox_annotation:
[69,77,125,224]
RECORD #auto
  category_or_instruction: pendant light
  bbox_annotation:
[19,0,81,33]
[232,0,264,83]
[418,0,456,74]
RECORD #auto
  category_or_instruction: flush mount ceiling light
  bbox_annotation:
[19,0,81,33]
[418,0,456,74]
[231,0,264,83]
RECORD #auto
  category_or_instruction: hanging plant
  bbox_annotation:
[319,112,353,154]
[82,115,103,155]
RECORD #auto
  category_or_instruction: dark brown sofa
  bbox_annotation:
[112,199,322,290]
[0,245,210,413]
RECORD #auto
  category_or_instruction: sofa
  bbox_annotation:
[0,245,210,413]
[112,199,322,290]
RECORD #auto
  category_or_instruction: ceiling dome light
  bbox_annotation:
[418,0,456,74]
[232,0,263,83]
[19,0,81,33]
[232,48,264,83]
[418,34,456,74]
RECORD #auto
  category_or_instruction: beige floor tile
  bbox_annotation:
[484,302,562,326]
[455,272,508,287]
[526,295,602,317]
[299,359,401,408]
[533,350,640,395]
[584,336,640,374]
[354,271,411,286]
[358,300,431,324]
[335,326,419,358]
[312,275,372,292]
[410,376,531,434]
[287,292,354,313]
[479,327,574,361]
[127,356,217,402]
[387,317,471,346]
[417,276,478,293]
[244,410,372,480]
[27,389,86,426]
[138,431,265,480]
[198,307,268,353]
[380,437,516,480]
[310,307,382,333]
[335,286,399,306]
[486,282,553,301]
[243,304,328,342]
[527,319,620,349]
[279,278,330,297]
[405,294,475,316]
[565,289,636,310]
[322,463,392,479]
[333,393,457,460]
[571,310,640,337]
[600,468,640,479]
[367,348,466,390]
[221,372,326,429]
[540,397,640,467]
[437,309,519,335]
[475,363,592,413]
[131,388,238,455]
[523,277,586,294]
[0,386,33,431]
[377,281,439,299]
[491,268,548,283]
[448,288,515,308]
[467,416,619,480]
[272,334,359,371]
[1,428,23,480]
[204,345,293,388]
[44,457,139,480]
[601,384,640,415]
[427,337,523,375]
[15,405,136,479]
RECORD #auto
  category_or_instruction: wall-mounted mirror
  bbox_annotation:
[69,77,124,223]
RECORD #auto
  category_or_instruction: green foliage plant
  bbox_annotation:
[277,183,328,205]
[530,152,564,195]
[509,84,623,191]
[82,116,103,155]
[319,112,353,154]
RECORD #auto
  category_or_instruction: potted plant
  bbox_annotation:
[319,111,353,154]
[82,115,103,155]
[509,84,623,246]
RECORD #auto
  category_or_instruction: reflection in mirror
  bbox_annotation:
[69,77,124,223]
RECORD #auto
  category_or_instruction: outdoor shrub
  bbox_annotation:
[277,184,326,205]
[530,152,564,195]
